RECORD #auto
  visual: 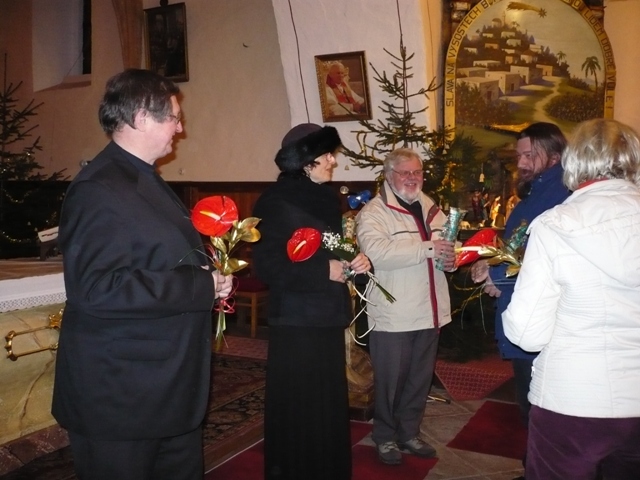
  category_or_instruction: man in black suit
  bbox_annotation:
[53,69,233,480]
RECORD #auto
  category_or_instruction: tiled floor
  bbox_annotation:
[226,318,526,480]
[344,380,525,480]
[1,317,524,480]
[419,385,525,480]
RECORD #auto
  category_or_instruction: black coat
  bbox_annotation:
[53,141,215,440]
[252,175,351,327]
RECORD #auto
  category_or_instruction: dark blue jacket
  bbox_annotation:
[492,163,570,359]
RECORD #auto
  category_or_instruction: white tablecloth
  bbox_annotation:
[0,260,66,313]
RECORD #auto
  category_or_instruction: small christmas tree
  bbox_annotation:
[0,54,66,258]
[341,36,481,208]
[0,54,52,180]
[343,40,496,361]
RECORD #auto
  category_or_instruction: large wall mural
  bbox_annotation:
[443,0,615,219]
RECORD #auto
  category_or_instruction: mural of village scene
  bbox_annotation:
[443,0,614,228]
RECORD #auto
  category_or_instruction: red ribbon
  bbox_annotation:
[214,276,238,314]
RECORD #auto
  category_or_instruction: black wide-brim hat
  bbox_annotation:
[275,123,342,173]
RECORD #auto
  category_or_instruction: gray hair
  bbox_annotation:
[383,148,422,174]
[562,118,640,190]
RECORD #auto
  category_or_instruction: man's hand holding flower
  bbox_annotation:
[213,271,234,299]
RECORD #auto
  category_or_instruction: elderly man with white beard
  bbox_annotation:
[356,148,455,466]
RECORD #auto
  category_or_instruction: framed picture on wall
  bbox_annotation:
[144,2,189,82]
[315,51,372,123]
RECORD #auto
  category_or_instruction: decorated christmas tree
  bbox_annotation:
[0,54,66,257]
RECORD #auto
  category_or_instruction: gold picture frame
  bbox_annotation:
[315,51,372,123]
[144,3,189,82]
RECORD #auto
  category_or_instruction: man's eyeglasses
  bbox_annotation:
[391,168,423,179]
[167,112,182,124]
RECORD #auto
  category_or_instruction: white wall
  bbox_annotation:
[272,0,439,181]
[1,0,291,182]
[1,0,639,183]
[32,0,84,91]
[141,0,290,181]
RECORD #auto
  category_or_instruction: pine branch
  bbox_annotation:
[342,37,479,205]
[0,55,62,181]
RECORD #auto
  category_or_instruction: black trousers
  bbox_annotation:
[68,426,203,480]
[512,356,533,469]
[512,357,534,426]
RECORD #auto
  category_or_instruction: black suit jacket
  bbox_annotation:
[52,142,215,440]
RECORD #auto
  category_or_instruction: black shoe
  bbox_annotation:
[398,437,437,458]
[376,441,402,465]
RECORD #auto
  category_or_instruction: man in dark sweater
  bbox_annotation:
[471,122,570,479]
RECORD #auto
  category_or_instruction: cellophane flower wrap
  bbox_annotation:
[191,196,261,350]
[435,207,467,271]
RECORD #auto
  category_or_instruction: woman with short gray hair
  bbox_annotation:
[503,118,640,479]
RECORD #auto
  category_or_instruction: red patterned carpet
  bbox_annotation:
[434,353,514,401]
[203,333,268,469]
[217,335,268,360]
[0,350,266,479]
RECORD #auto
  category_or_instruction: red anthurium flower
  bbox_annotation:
[455,228,498,267]
[191,196,239,237]
[287,228,322,262]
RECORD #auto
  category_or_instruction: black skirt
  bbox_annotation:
[264,325,352,480]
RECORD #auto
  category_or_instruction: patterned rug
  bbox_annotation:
[204,355,266,469]
[217,335,268,361]
[434,353,514,401]
[0,352,266,479]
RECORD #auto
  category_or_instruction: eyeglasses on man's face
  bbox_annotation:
[391,168,423,179]
[167,112,182,124]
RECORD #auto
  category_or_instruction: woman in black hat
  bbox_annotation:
[252,123,371,479]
